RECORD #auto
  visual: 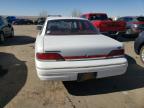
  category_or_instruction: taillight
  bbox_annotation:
[107,49,124,58]
[36,53,64,61]
[36,49,124,61]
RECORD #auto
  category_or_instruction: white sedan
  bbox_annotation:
[35,17,128,81]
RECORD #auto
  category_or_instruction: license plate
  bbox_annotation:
[78,72,97,81]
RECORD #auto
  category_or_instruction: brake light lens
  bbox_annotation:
[63,49,124,60]
[107,49,124,58]
[36,53,64,61]
[36,49,124,61]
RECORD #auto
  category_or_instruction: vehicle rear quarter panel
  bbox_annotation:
[43,35,123,57]
[35,34,44,53]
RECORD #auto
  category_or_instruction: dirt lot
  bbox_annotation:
[0,25,144,108]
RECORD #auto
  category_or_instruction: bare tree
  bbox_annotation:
[39,10,48,17]
[71,9,82,17]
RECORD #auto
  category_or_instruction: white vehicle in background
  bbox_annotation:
[35,17,128,81]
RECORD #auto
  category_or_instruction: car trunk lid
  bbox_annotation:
[43,34,123,61]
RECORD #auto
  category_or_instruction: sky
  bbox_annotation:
[0,0,144,17]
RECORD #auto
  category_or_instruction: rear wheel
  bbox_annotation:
[10,29,14,38]
[0,33,5,43]
[140,45,144,63]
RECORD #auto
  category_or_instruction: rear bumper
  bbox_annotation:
[36,57,128,81]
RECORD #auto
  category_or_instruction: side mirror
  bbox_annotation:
[37,25,43,30]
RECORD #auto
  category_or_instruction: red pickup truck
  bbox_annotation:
[81,13,126,36]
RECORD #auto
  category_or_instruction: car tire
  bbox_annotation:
[0,33,5,43]
[140,45,144,63]
[10,29,14,38]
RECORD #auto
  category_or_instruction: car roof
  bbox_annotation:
[82,13,107,15]
[46,17,88,21]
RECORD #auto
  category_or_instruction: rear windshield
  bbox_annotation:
[89,14,108,21]
[46,19,99,35]
[137,17,144,22]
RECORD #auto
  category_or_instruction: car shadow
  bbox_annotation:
[0,35,35,46]
[0,52,27,107]
[63,55,144,96]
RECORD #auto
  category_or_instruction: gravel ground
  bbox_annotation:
[0,25,144,108]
